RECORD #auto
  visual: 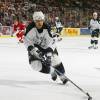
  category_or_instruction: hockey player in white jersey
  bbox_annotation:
[55,17,63,34]
[51,17,63,42]
[88,12,100,49]
[24,11,68,84]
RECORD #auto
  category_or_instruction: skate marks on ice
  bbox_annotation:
[94,67,100,71]
[0,79,85,100]
[0,79,58,88]
[0,38,24,48]
[0,41,24,48]
[0,77,70,88]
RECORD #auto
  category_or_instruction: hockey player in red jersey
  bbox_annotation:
[13,20,26,43]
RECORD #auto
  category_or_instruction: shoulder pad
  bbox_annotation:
[25,21,35,36]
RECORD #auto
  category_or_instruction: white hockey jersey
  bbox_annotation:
[55,20,63,28]
[90,19,100,31]
[24,22,55,51]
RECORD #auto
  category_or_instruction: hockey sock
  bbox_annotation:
[54,63,65,76]
[94,40,98,45]
[91,39,94,45]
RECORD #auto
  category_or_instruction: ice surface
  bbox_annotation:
[0,37,100,100]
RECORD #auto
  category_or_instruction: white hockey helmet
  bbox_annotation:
[55,17,59,20]
[33,11,45,21]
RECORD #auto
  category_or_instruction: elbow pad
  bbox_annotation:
[27,45,34,51]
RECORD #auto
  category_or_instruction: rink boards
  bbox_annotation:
[0,27,90,38]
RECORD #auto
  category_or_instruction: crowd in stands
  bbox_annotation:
[0,0,100,28]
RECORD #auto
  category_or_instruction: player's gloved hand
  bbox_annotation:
[28,45,43,60]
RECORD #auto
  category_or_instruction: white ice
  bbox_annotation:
[0,37,100,100]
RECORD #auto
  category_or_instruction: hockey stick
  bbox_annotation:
[41,56,92,100]
[54,69,92,100]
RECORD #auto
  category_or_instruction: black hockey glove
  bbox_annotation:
[28,45,43,60]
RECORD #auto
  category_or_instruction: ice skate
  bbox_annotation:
[88,45,94,49]
[94,45,98,49]
[59,75,68,84]
[51,70,57,81]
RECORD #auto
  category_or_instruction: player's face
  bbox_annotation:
[14,21,19,25]
[93,14,97,19]
[35,20,44,29]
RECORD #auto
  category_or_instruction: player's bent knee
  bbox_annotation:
[30,60,42,71]
[30,60,50,74]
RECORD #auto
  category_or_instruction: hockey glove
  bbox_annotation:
[28,45,43,60]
